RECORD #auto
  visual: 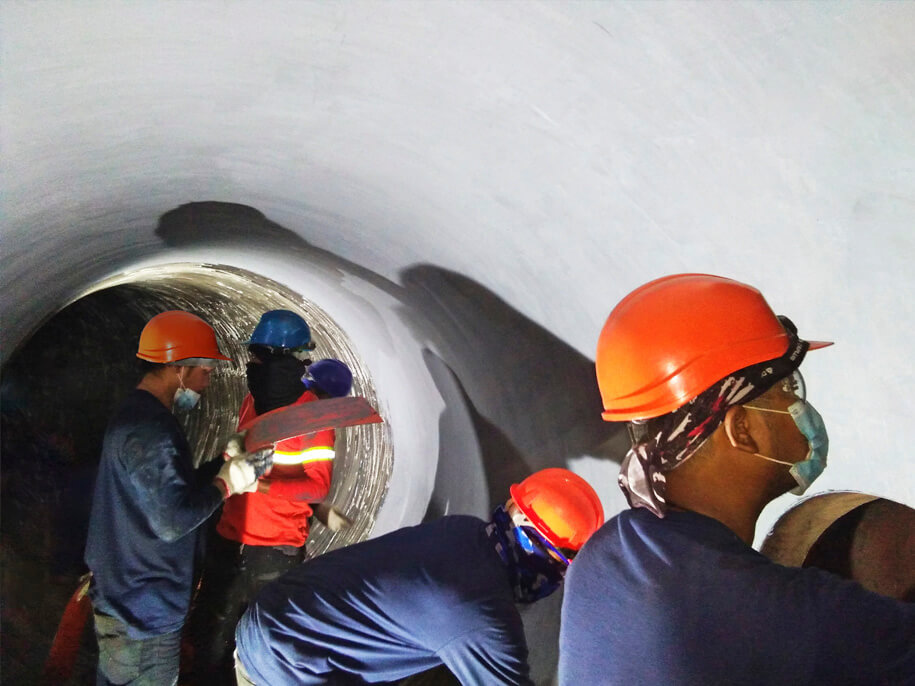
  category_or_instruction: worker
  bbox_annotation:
[233,468,604,685]
[84,310,273,686]
[559,274,915,684]
[190,310,352,682]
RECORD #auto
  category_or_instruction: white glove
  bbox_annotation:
[313,503,353,532]
[214,432,275,497]
[214,458,258,497]
[221,430,274,479]
[223,431,247,459]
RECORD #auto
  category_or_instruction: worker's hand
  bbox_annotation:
[221,431,247,460]
[214,458,257,497]
[221,430,274,476]
[245,447,274,479]
[214,448,274,497]
[313,502,353,532]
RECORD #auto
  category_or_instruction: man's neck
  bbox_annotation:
[137,372,177,410]
[665,461,775,546]
[666,496,764,546]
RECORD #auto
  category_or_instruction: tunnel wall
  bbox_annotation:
[4,1,912,544]
[2,3,915,682]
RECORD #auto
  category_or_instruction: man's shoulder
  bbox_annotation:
[602,507,744,542]
[109,389,169,423]
[294,390,320,405]
[287,516,497,599]
[571,508,754,578]
[578,508,655,548]
[105,390,181,446]
[376,515,488,549]
[337,516,494,576]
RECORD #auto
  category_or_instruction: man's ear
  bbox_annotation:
[723,405,759,454]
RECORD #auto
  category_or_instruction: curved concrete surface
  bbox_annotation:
[3,3,914,683]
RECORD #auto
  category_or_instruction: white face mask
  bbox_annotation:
[173,370,201,411]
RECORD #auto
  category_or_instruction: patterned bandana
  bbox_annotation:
[619,320,811,518]
[486,506,566,604]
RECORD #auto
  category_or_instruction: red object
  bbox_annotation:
[510,469,604,551]
[242,396,382,451]
[218,392,335,547]
[136,310,232,363]
[42,574,92,683]
[595,274,832,421]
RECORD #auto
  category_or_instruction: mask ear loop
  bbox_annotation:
[750,452,795,467]
[742,404,805,467]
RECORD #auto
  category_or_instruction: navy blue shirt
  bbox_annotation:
[236,515,533,685]
[559,508,915,685]
[85,389,223,638]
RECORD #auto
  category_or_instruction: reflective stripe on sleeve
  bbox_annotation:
[271,446,336,466]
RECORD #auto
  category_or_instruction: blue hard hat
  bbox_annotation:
[246,310,314,350]
[302,359,353,398]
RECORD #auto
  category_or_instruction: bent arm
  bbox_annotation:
[124,424,224,542]
[258,457,333,502]
[438,619,533,686]
[802,567,915,683]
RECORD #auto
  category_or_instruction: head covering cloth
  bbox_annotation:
[619,320,811,517]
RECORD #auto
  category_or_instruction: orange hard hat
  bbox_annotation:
[136,311,232,364]
[509,468,604,551]
[596,274,831,421]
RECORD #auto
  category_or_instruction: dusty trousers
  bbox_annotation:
[187,532,306,686]
[93,608,181,686]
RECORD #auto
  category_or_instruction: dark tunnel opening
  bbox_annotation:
[0,263,391,683]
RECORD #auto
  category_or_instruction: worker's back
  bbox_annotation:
[559,508,915,685]
[236,515,532,686]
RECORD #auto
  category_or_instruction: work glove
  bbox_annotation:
[313,502,353,532]
[222,431,274,477]
[214,458,258,497]
[222,431,247,460]
[214,431,274,497]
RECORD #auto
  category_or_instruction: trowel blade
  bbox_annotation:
[242,396,383,451]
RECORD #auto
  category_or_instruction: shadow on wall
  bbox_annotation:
[421,349,521,520]
[157,201,307,247]
[157,202,623,514]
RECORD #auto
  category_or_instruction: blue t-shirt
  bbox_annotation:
[85,389,223,638]
[236,515,533,685]
[560,508,915,685]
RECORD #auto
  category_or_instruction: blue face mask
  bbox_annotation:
[748,400,828,495]
[173,387,201,411]
[173,370,201,411]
